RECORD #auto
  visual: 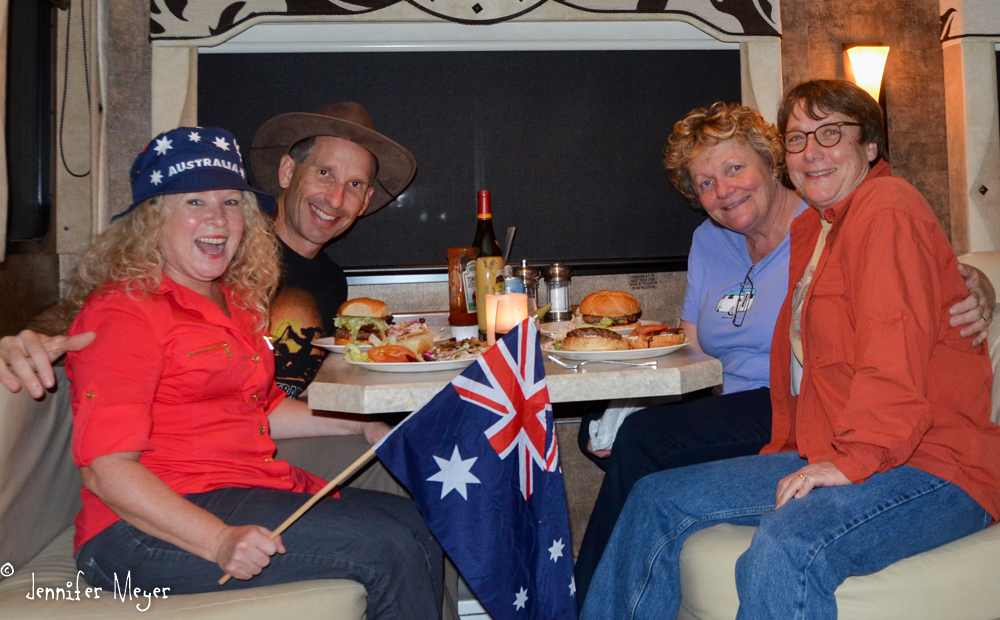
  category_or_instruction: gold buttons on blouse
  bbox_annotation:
[264,457,274,462]
[252,394,260,402]
[252,355,260,362]
[86,391,95,399]
[258,426,267,435]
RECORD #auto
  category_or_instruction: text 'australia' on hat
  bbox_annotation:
[116,126,275,220]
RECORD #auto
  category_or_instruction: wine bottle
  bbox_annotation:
[473,190,505,336]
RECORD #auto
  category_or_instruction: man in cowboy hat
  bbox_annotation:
[251,102,417,399]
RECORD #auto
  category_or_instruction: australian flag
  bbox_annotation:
[374,319,577,620]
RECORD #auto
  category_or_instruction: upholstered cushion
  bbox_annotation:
[678,523,1000,620]
[0,528,367,619]
[0,369,80,574]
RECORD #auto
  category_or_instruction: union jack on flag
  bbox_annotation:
[374,319,577,620]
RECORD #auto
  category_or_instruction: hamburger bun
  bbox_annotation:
[626,324,685,349]
[579,291,641,318]
[578,291,642,326]
[337,298,390,319]
[562,327,628,352]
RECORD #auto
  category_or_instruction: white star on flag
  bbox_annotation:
[569,577,576,597]
[513,587,528,611]
[153,136,173,156]
[150,170,163,185]
[188,131,201,142]
[212,136,230,151]
[548,538,565,562]
[234,141,242,157]
[427,446,480,499]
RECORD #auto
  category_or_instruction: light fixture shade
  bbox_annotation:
[845,46,890,102]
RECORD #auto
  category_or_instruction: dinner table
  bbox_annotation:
[306,341,723,414]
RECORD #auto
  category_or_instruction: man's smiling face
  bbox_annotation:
[274,135,377,259]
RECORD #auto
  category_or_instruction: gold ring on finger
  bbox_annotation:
[799,473,807,482]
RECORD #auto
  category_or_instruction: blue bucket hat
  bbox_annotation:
[115,126,275,220]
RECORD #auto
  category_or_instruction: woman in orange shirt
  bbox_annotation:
[581,80,1000,620]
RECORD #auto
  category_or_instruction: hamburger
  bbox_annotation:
[562,327,628,352]
[577,290,642,328]
[626,324,685,349]
[334,298,392,345]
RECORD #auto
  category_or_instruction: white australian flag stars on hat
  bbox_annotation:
[147,128,242,187]
[121,125,272,222]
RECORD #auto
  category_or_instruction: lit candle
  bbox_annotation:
[495,293,529,335]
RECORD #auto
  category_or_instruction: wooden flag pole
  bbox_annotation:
[218,447,376,586]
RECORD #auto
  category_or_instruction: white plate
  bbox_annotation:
[345,358,477,373]
[311,338,370,354]
[539,319,659,337]
[542,342,688,361]
[312,330,450,354]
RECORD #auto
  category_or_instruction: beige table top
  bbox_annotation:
[307,347,723,414]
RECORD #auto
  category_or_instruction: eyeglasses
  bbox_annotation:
[782,122,862,154]
[733,265,755,327]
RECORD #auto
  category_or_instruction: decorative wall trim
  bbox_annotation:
[150,0,780,45]
[940,0,1000,41]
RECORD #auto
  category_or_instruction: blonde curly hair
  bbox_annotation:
[664,102,786,206]
[63,191,280,333]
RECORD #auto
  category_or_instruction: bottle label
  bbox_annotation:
[463,260,477,313]
[475,256,505,332]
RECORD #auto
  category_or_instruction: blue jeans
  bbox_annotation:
[77,487,443,620]
[574,387,772,608]
[580,451,990,620]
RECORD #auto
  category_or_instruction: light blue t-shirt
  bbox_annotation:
[680,200,808,394]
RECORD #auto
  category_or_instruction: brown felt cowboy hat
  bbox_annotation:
[250,102,416,216]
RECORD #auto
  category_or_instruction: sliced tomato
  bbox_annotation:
[367,345,420,363]
[630,324,683,337]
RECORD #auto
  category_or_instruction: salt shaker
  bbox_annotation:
[543,263,573,322]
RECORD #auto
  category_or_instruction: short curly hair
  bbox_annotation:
[664,102,785,205]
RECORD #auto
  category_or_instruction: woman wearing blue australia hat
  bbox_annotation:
[62,127,443,618]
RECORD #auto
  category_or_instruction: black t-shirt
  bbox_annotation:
[269,239,348,399]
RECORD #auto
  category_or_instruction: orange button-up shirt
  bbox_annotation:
[763,161,1000,520]
[67,277,327,553]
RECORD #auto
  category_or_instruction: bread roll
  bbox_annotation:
[562,328,628,352]
[336,298,390,318]
[578,291,641,319]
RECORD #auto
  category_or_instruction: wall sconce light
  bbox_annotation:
[844,45,890,102]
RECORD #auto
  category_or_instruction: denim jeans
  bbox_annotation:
[77,487,443,620]
[580,451,990,620]
[574,387,772,608]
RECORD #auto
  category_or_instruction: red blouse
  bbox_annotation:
[67,276,326,553]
